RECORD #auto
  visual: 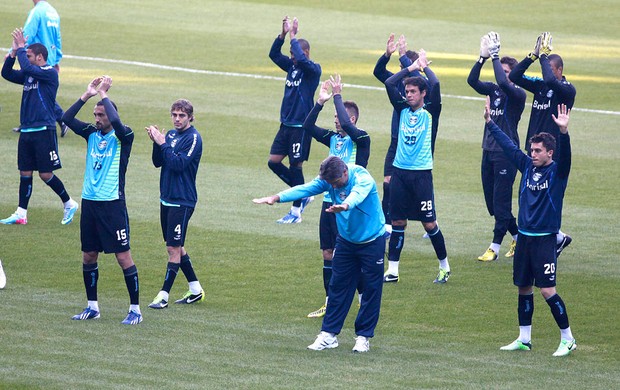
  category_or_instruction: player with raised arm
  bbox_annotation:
[1,28,78,226]
[467,32,526,261]
[302,75,370,318]
[63,76,142,325]
[383,57,450,284]
[485,101,577,357]
[268,16,322,224]
[509,32,576,257]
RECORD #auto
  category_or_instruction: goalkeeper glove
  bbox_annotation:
[487,31,500,59]
[540,31,553,56]
[479,35,490,59]
[527,34,542,61]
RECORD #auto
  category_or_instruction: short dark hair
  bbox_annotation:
[319,156,347,183]
[96,100,118,112]
[403,76,427,93]
[548,54,564,69]
[171,99,194,121]
[500,56,518,70]
[530,132,556,152]
[298,38,310,52]
[27,43,48,61]
[405,50,419,62]
[343,100,359,123]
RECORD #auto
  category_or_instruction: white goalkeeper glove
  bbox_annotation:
[487,31,500,59]
[540,31,553,56]
[480,35,490,59]
[527,34,543,61]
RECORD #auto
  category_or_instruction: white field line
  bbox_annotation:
[4,50,619,116]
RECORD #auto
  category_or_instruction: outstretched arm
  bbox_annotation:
[553,104,571,178]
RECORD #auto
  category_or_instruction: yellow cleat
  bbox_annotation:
[307,304,326,318]
[505,240,516,258]
[478,248,498,262]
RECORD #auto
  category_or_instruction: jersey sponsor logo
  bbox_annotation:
[490,108,504,117]
[285,79,301,87]
[526,177,548,191]
[532,99,551,111]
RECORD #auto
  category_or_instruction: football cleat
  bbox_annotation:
[352,336,370,353]
[121,310,143,325]
[0,260,6,289]
[300,196,314,214]
[500,339,532,351]
[276,211,302,224]
[307,331,338,351]
[61,200,79,225]
[307,304,326,318]
[148,292,169,309]
[433,268,450,284]
[175,289,205,304]
[505,240,516,258]
[72,307,101,321]
[383,273,399,283]
[552,339,576,357]
[556,235,572,257]
[0,213,27,225]
[478,248,498,262]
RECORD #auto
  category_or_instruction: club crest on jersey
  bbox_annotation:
[171,139,178,147]
[28,76,34,84]
[547,90,554,98]
[291,70,298,79]
[338,191,347,201]
[533,172,542,182]
[494,98,501,107]
[335,140,343,151]
[98,140,108,150]
[408,116,418,126]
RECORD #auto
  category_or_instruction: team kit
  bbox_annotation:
[2,9,577,357]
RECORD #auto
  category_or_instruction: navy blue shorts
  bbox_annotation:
[17,128,62,172]
[81,199,131,254]
[269,124,312,164]
[389,168,436,222]
[513,233,557,288]
[160,204,194,247]
[319,201,339,250]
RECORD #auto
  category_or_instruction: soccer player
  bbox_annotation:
[13,0,67,136]
[467,32,526,261]
[485,101,577,357]
[509,32,576,256]
[382,58,450,284]
[302,75,370,318]
[1,28,78,226]
[63,76,142,325]
[373,34,441,227]
[254,156,386,353]
[146,99,205,310]
[268,16,322,223]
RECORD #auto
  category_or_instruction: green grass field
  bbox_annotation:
[1,0,619,388]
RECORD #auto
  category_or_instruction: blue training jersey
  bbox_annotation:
[1,48,58,129]
[62,98,134,201]
[278,165,385,244]
[23,1,62,66]
[152,126,203,208]
[393,106,433,170]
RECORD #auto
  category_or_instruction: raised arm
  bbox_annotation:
[552,104,571,178]
[484,98,529,171]
[385,63,419,111]
[373,33,397,83]
[303,79,333,146]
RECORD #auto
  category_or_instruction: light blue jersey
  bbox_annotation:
[83,130,123,201]
[23,1,62,66]
[393,106,433,170]
[278,165,385,244]
[323,134,357,202]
